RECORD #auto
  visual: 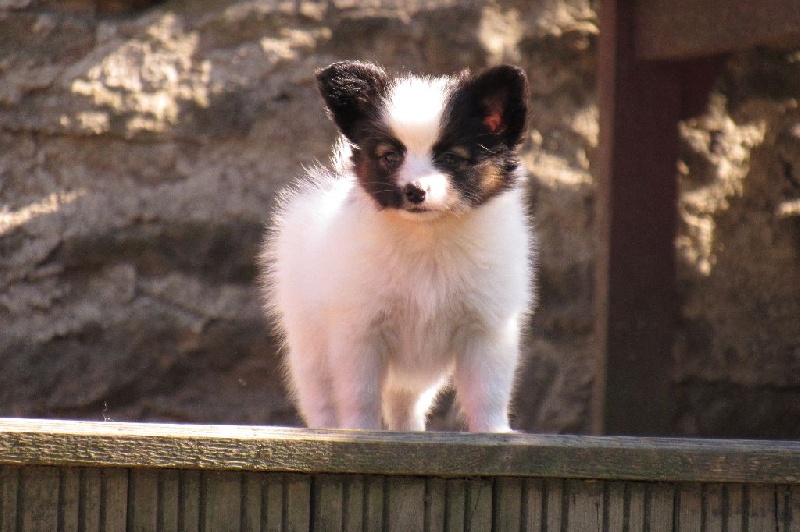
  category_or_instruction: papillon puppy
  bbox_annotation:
[260,61,535,432]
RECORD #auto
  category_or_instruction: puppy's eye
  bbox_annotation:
[440,151,467,166]
[379,150,403,170]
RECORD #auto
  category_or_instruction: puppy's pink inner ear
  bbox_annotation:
[483,111,505,134]
[482,96,507,134]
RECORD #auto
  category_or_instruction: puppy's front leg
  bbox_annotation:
[454,320,521,433]
[329,330,385,430]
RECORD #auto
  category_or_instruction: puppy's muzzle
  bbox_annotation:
[404,182,427,205]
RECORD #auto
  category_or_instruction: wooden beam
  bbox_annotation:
[636,0,800,60]
[1,419,800,483]
[593,0,680,436]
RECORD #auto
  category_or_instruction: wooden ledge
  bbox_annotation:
[1,419,799,483]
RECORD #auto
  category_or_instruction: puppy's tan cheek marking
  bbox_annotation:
[477,161,506,197]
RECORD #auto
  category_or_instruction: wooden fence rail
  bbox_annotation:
[0,419,798,530]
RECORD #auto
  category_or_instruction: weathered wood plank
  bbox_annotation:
[627,481,646,530]
[778,484,799,532]
[127,469,158,531]
[2,419,800,483]
[543,478,565,531]
[648,483,675,532]
[424,477,446,532]
[748,484,778,532]
[20,466,59,532]
[362,474,384,531]
[704,483,725,531]
[566,479,604,530]
[385,476,425,532]
[604,482,624,531]
[240,472,263,531]
[158,469,180,531]
[494,477,522,532]
[313,474,344,531]
[445,478,467,531]
[178,469,200,531]
[676,483,703,531]
[0,467,18,532]
[522,478,544,531]
[284,473,311,531]
[605,481,649,531]
[101,468,128,531]
[726,484,745,532]
[262,472,284,531]
[341,475,364,532]
[58,467,80,532]
[201,470,242,531]
[465,478,493,530]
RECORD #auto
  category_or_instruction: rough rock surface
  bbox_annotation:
[674,49,800,438]
[1,0,798,436]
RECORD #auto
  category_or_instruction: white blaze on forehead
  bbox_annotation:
[383,75,450,153]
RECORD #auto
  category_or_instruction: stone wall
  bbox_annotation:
[674,50,800,438]
[1,0,798,436]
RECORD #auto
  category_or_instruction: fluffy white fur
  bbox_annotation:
[261,68,534,432]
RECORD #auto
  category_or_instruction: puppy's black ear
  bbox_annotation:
[316,61,390,143]
[467,65,528,147]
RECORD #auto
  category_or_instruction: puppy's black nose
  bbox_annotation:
[404,183,426,204]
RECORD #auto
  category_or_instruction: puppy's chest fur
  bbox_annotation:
[365,235,480,367]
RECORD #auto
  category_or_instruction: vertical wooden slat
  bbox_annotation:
[313,474,344,530]
[342,475,365,532]
[201,471,242,531]
[494,477,522,532]
[128,469,159,531]
[20,466,60,532]
[262,472,283,531]
[747,484,778,532]
[522,478,544,532]
[604,482,625,531]
[101,468,129,531]
[466,479,493,531]
[0,467,18,532]
[81,468,104,532]
[362,475,384,531]
[543,478,565,531]
[704,483,725,531]
[723,484,744,532]
[676,484,703,531]
[424,477,446,532]
[178,470,201,532]
[158,469,180,531]
[566,480,604,530]
[284,473,311,531]
[57,468,80,532]
[240,472,264,532]
[385,476,425,532]
[648,483,675,532]
[775,484,793,532]
[445,478,466,531]
[627,476,646,527]
[783,484,800,532]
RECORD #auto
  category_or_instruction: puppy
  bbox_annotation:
[260,61,535,432]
